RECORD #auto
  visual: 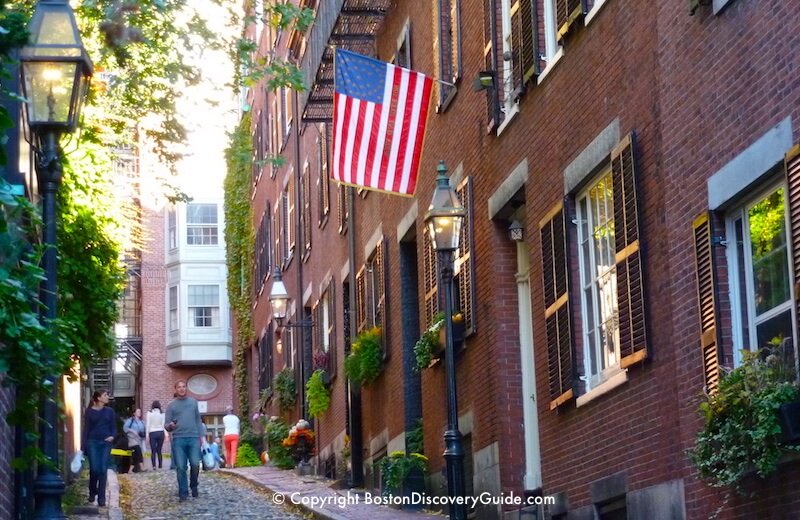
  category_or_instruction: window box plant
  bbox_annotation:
[344,326,383,386]
[689,346,800,492]
[273,368,296,411]
[413,312,465,371]
[306,368,331,418]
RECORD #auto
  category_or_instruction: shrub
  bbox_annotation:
[265,418,295,469]
[378,451,428,495]
[236,442,263,468]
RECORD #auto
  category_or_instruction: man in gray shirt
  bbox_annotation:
[165,380,204,501]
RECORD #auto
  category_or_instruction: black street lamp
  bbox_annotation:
[19,1,92,518]
[268,267,314,419]
[424,161,467,520]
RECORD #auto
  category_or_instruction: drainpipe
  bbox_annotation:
[293,88,310,421]
[346,186,364,487]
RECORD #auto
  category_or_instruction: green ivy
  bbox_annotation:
[224,112,255,435]
[306,369,331,418]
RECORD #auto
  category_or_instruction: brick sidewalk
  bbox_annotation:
[223,466,445,520]
[68,469,122,520]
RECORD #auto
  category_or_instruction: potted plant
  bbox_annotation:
[283,419,316,475]
[413,312,465,371]
[378,451,428,508]
[306,369,331,418]
[273,368,296,411]
[312,350,331,386]
[689,346,800,492]
[344,326,383,386]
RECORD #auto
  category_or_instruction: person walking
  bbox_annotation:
[222,405,240,468]
[165,380,204,502]
[82,389,116,507]
[146,400,166,469]
[124,408,146,472]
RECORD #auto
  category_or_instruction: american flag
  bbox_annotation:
[332,48,433,196]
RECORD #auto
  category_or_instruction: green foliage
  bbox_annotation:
[344,327,383,386]
[239,430,263,454]
[413,312,444,371]
[689,348,800,491]
[274,368,296,411]
[306,369,331,418]
[406,419,424,455]
[264,418,294,469]
[224,112,255,433]
[236,442,263,468]
[378,451,427,495]
[58,148,126,363]
[236,2,313,92]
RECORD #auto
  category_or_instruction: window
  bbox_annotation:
[302,162,312,256]
[576,170,620,389]
[542,0,560,66]
[188,285,220,327]
[436,1,461,111]
[727,185,795,364]
[169,285,178,331]
[186,203,218,245]
[540,133,647,409]
[259,331,274,397]
[499,0,517,116]
[255,205,272,294]
[167,207,177,250]
[317,123,331,226]
[422,176,476,333]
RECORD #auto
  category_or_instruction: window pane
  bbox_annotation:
[187,203,217,224]
[749,188,790,316]
[188,285,219,306]
[756,308,793,350]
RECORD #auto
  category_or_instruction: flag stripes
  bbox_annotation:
[333,49,433,196]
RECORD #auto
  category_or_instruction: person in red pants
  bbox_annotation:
[222,405,240,468]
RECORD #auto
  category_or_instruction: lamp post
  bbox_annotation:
[268,267,314,419]
[19,1,92,518]
[424,161,467,520]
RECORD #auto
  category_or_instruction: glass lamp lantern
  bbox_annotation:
[19,0,93,133]
[425,161,465,252]
[269,268,289,324]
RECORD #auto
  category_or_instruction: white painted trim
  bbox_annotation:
[576,369,628,407]
[537,47,564,84]
[496,103,520,136]
[584,0,609,25]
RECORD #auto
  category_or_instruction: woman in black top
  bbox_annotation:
[82,390,116,507]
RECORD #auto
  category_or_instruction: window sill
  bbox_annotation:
[584,0,609,26]
[496,103,520,136]
[537,48,564,85]
[576,369,628,408]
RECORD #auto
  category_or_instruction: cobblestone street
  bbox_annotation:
[117,469,306,519]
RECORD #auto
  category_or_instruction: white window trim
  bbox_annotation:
[537,47,564,85]
[576,369,628,407]
[725,182,796,366]
[187,284,221,328]
[584,0,609,26]
[168,286,179,332]
[576,170,620,391]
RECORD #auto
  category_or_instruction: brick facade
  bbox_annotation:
[244,0,800,518]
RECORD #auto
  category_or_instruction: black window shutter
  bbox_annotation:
[423,230,440,327]
[456,176,476,335]
[539,202,574,409]
[556,0,583,41]
[611,133,648,368]
[692,213,721,395]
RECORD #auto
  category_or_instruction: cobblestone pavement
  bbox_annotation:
[118,468,307,519]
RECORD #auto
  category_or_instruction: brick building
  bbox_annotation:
[242,0,800,518]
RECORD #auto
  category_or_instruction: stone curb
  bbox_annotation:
[221,468,350,520]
